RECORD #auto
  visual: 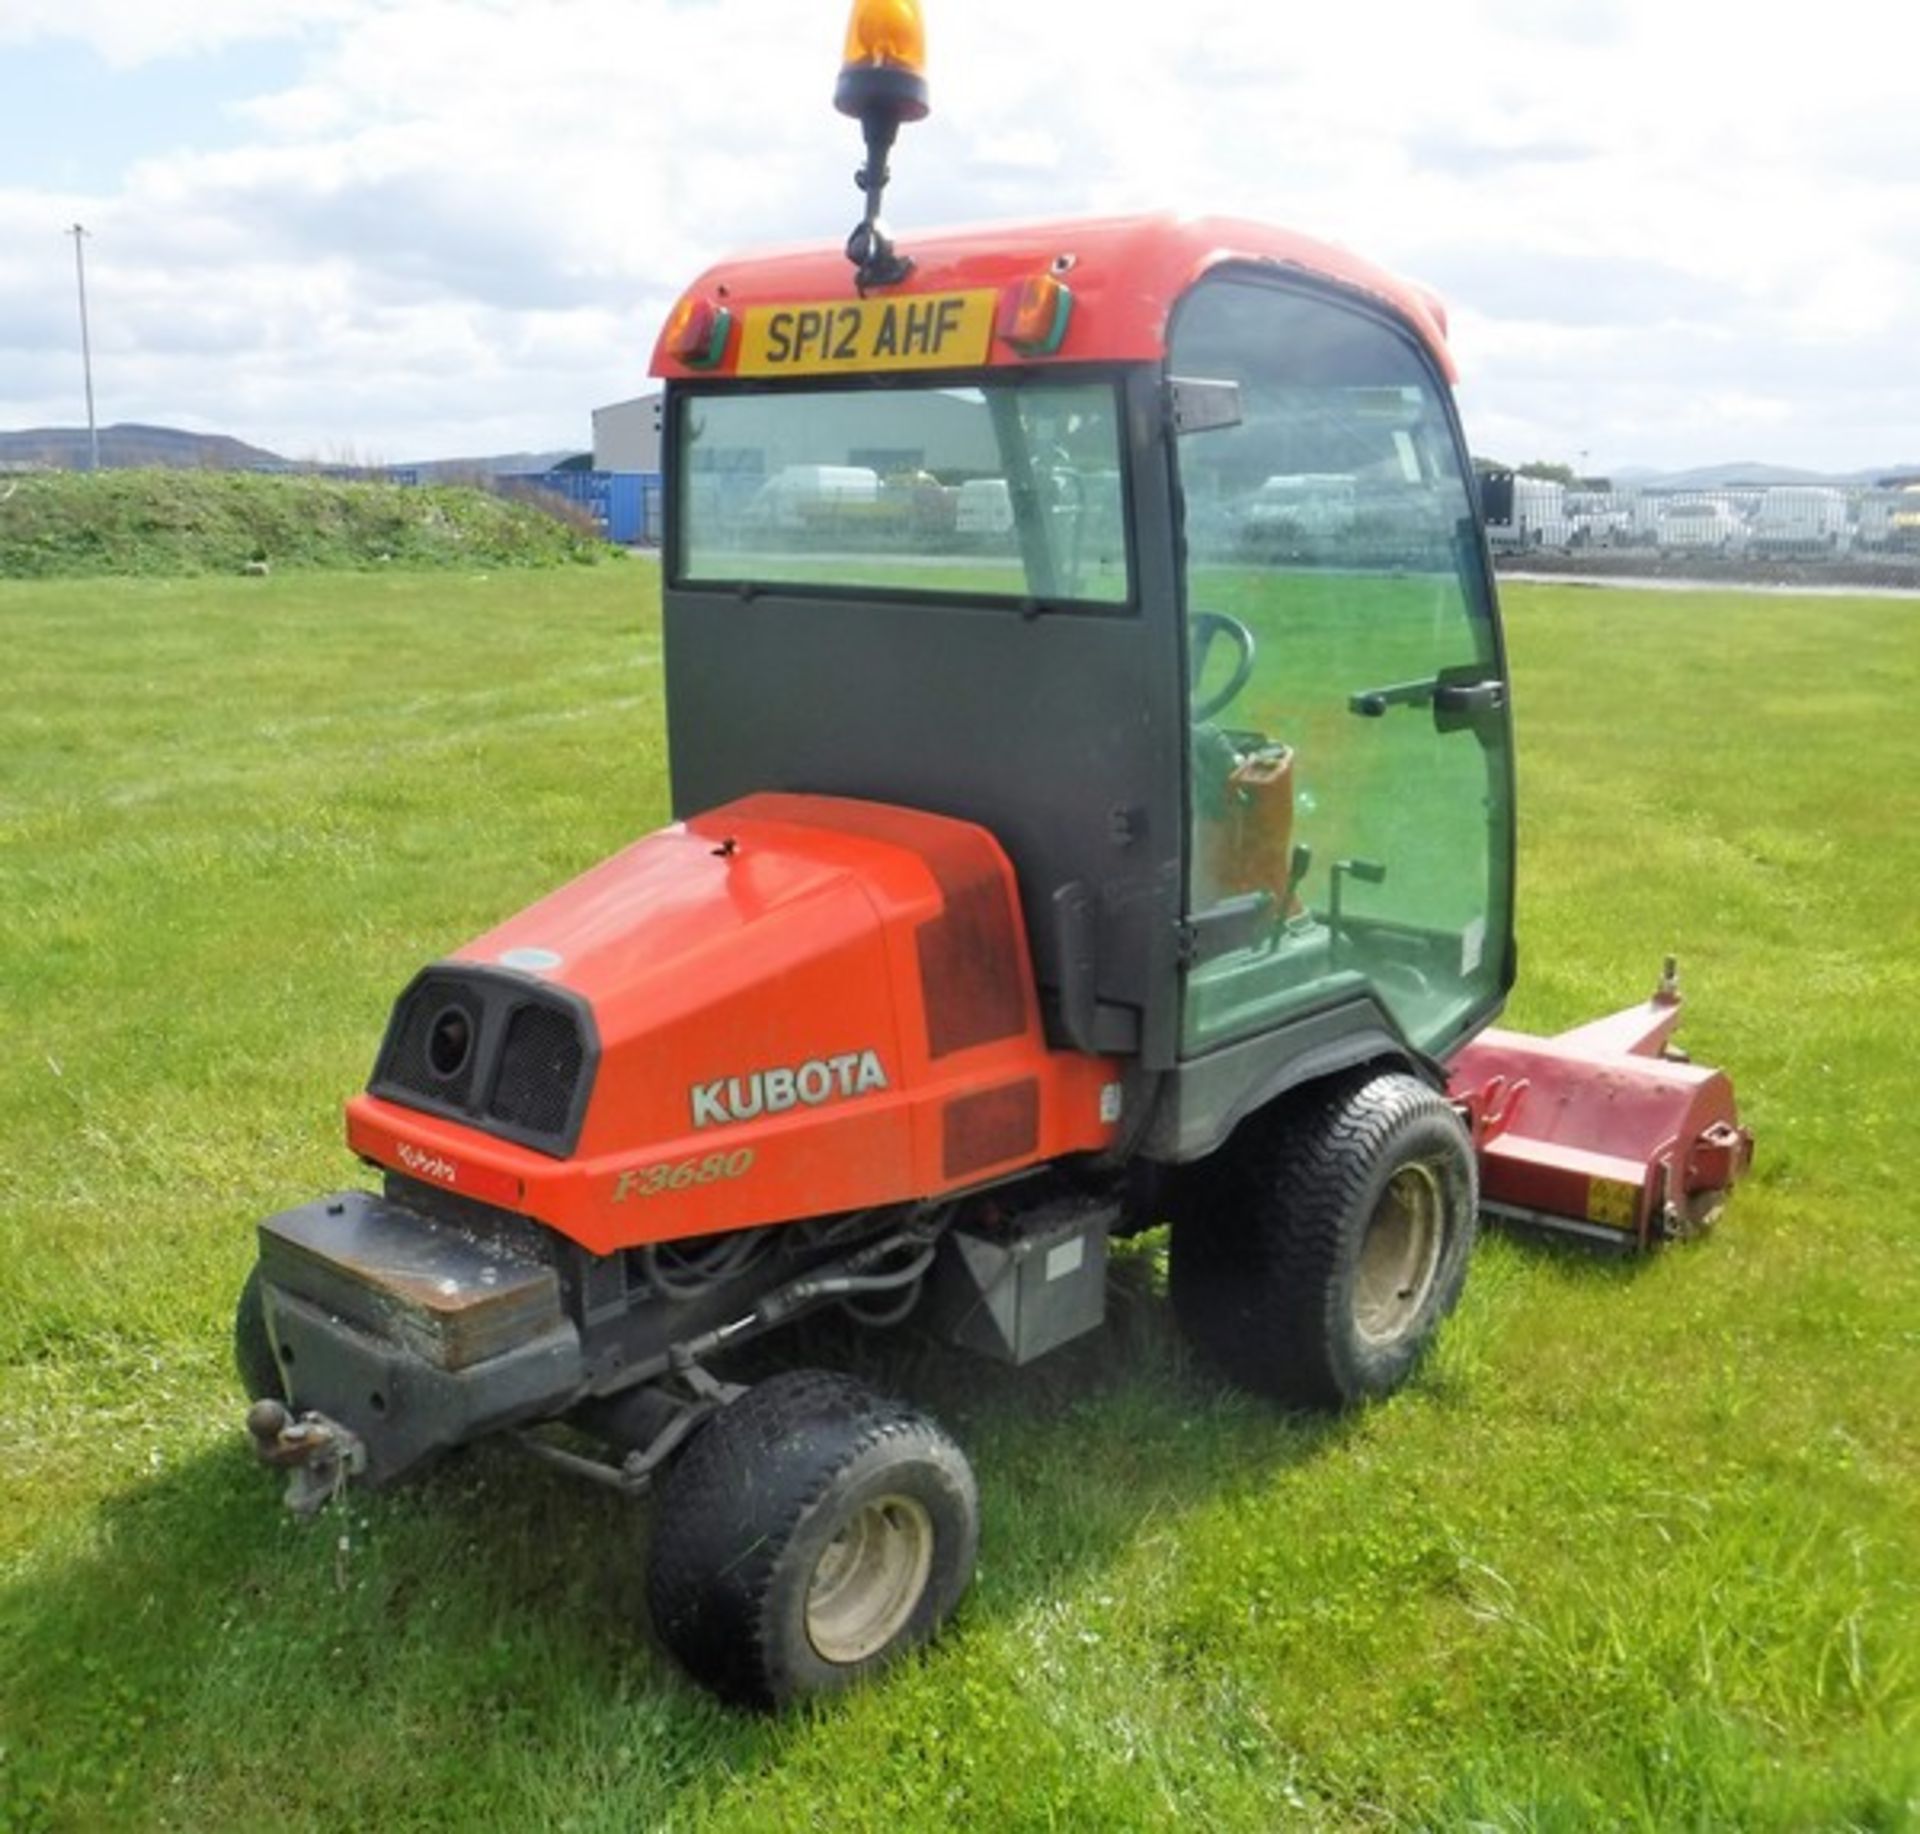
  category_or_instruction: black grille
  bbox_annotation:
[489,1003,585,1136]
[382,984,483,1110]
[369,965,597,1157]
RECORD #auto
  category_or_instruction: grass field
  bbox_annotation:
[2,568,1916,1830]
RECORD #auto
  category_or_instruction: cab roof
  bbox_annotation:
[649,211,1456,382]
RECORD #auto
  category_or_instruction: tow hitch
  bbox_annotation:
[244,1400,367,1518]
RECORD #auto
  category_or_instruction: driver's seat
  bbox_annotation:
[1192,733,1298,915]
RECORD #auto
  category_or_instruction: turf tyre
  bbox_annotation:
[233,1266,284,1403]
[1169,1070,1476,1408]
[646,1369,979,1709]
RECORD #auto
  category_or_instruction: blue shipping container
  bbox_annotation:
[504,471,660,546]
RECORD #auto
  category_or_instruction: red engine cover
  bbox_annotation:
[346,795,1119,1255]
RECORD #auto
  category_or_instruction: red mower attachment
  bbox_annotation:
[1448,959,1754,1251]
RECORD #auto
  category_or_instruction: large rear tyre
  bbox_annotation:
[1169,1071,1476,1408]
[646,1369,979,1709]
[233,1266,284,1403]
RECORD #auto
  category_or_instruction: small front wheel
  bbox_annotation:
[646,1369,979,1708]
[233,1266,284,1403]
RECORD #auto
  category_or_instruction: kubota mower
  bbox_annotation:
[236,0,1752,1707]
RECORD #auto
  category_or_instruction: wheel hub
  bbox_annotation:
[805,1493,935,1664]
[1353,1161,1445,1346]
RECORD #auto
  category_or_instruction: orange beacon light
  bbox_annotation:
[835,0,930,289]
[835,0,929,124]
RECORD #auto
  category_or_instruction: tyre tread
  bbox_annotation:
[647,1369,973,1707]
[233,1267,283,1403]
[1170,1071,1475,1407]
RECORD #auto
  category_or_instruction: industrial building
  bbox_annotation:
[592,393,662,473]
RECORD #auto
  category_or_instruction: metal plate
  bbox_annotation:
[259,1191,562,1372]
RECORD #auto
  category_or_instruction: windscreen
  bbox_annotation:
[675,379,1130,605]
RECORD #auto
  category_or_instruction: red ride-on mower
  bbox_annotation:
[236,1,1752,1708]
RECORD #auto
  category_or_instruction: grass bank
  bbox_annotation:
[0,469,605,578]
[0,571,1915,1829]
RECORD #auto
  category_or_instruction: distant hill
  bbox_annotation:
[0,422,289,472]
[0,426,593,479]
[11,424,1912,492]
[1610,460,1920,490]
[1653,462,1836,489]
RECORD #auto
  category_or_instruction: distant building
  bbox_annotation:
[593,394,662,473]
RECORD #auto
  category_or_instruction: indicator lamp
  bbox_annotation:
[834,0,930,293]
[664,295,731,369]
[996,274,1073,357]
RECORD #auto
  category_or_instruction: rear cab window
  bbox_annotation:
[674,378,1132,609]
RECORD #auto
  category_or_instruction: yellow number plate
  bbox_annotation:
[737,291,996,377]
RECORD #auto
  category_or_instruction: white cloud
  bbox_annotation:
[0,0,376,64]
[1,0,1915,467]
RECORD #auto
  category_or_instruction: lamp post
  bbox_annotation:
[69,223,100,472]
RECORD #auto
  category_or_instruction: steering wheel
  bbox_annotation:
[1189,611,1257,724]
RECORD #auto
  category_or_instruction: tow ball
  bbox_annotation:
[244,1400,367,1518]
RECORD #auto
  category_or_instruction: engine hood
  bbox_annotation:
[462,809,888,1058]
[346,794,1119,1254]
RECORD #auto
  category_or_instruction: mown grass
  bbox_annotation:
[0,470,606,578]
[1,571,1916,1830]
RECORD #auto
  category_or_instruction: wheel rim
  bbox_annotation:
[805,1493,935,1665]
[1353,1161,1447,1346]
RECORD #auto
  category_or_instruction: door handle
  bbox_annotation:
[1349,676,1506,720]
[1433,680,1505,715]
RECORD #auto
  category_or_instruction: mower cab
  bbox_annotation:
[235,0,1751,1708]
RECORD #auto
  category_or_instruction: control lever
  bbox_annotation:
[1287,842,1313,903]
[1329,857,1387,965]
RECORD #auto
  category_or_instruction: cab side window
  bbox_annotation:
[1173,278,1512,1059]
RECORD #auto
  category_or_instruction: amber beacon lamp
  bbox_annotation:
[835,0,929,291]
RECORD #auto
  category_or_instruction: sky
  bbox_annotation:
[1,0,1916,472]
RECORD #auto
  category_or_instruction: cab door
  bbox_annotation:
[1170,274,1514,1061]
